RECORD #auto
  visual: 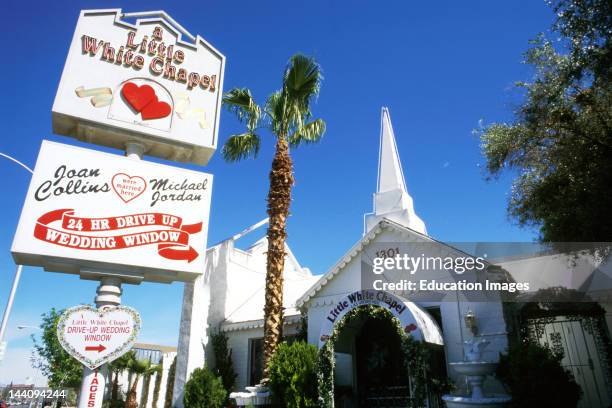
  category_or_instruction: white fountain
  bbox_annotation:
[230,384,271,406]
[442,337,511,408]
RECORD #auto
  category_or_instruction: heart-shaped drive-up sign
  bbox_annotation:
[121,82,171,120]
[112,173,147,203]
[57,305,141,370]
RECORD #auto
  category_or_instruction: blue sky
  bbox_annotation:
[0,1,554,383]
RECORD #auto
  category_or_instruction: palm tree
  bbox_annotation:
[108,351,136,402]
[222,53,325,379]
[139,363,162,408]
[125,358,152,408]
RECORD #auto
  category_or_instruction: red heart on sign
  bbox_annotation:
[112,173,147,203]
[141,98,172,120]
[122,82,156,112]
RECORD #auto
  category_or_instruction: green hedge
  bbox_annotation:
[497,342,582,408]
[183,367,227,408]
[269,341,318,408]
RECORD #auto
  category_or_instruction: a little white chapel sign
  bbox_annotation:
[52,9,225,165]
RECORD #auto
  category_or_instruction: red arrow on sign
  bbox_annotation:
[85,344,106,353]
[158,245,199,262]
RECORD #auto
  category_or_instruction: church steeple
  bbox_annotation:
[364,107,427,235]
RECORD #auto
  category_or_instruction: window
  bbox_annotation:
[248,334,300,385]
[249,338,264,386]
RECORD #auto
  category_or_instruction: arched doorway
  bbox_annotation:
[316,290,447,408]
[355,311,410,406]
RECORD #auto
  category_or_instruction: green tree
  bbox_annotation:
[31,308,82,388]
[108,351,136,402]
[182,367,226,408]
[151,361,163,408]
[497,342,582,407]
[125,358,156,408]
[139,363,161,408]
[211,331,237,393]
[268,341,318,408]
[222,54,325,378]
[479,0,612,242]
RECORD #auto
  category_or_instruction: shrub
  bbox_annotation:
[269,341,318,408]
[211,331,238,392]
[496,342,582,408]
[183,367,227,408]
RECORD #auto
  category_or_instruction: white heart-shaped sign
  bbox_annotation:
[57,305,141,369]
[111,173,147,203]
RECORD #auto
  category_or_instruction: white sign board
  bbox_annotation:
[57,305,141,370]
[52,9,225,165]
[12,140,213,282]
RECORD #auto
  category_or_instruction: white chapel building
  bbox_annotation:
[170,107,513,407]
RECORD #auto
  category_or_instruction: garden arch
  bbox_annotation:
[316,290,445,407]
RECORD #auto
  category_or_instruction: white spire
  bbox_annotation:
[364,107,427,235]
[378,107,407,193]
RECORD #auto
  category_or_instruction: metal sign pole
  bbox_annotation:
[0,265,23,349]
[76,143,143,408]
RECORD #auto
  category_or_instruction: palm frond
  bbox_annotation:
[128,358,151,374]
[288,119,326,147]
[222,132,261,162]
[222,88,261,132]
[283,54,322,109]
[264,91,285,134]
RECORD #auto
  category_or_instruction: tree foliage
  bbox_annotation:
[479,0,612,242]
[221,54,326,163]
[211,331,237,393]
[31,308,82,388]
[182,367,226,408]
[125,358,158,408]
[108,350,136,402]
[268,341,318,408]
[497,341,582,407]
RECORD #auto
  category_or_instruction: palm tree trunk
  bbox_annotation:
[262,136,294,380]
[126,375,140,408]
[111,371,119,401]
[140,374,150,408]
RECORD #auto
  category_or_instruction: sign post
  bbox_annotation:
[79,369,105,408]
[11,8,225,407]
[56,283,140,408]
